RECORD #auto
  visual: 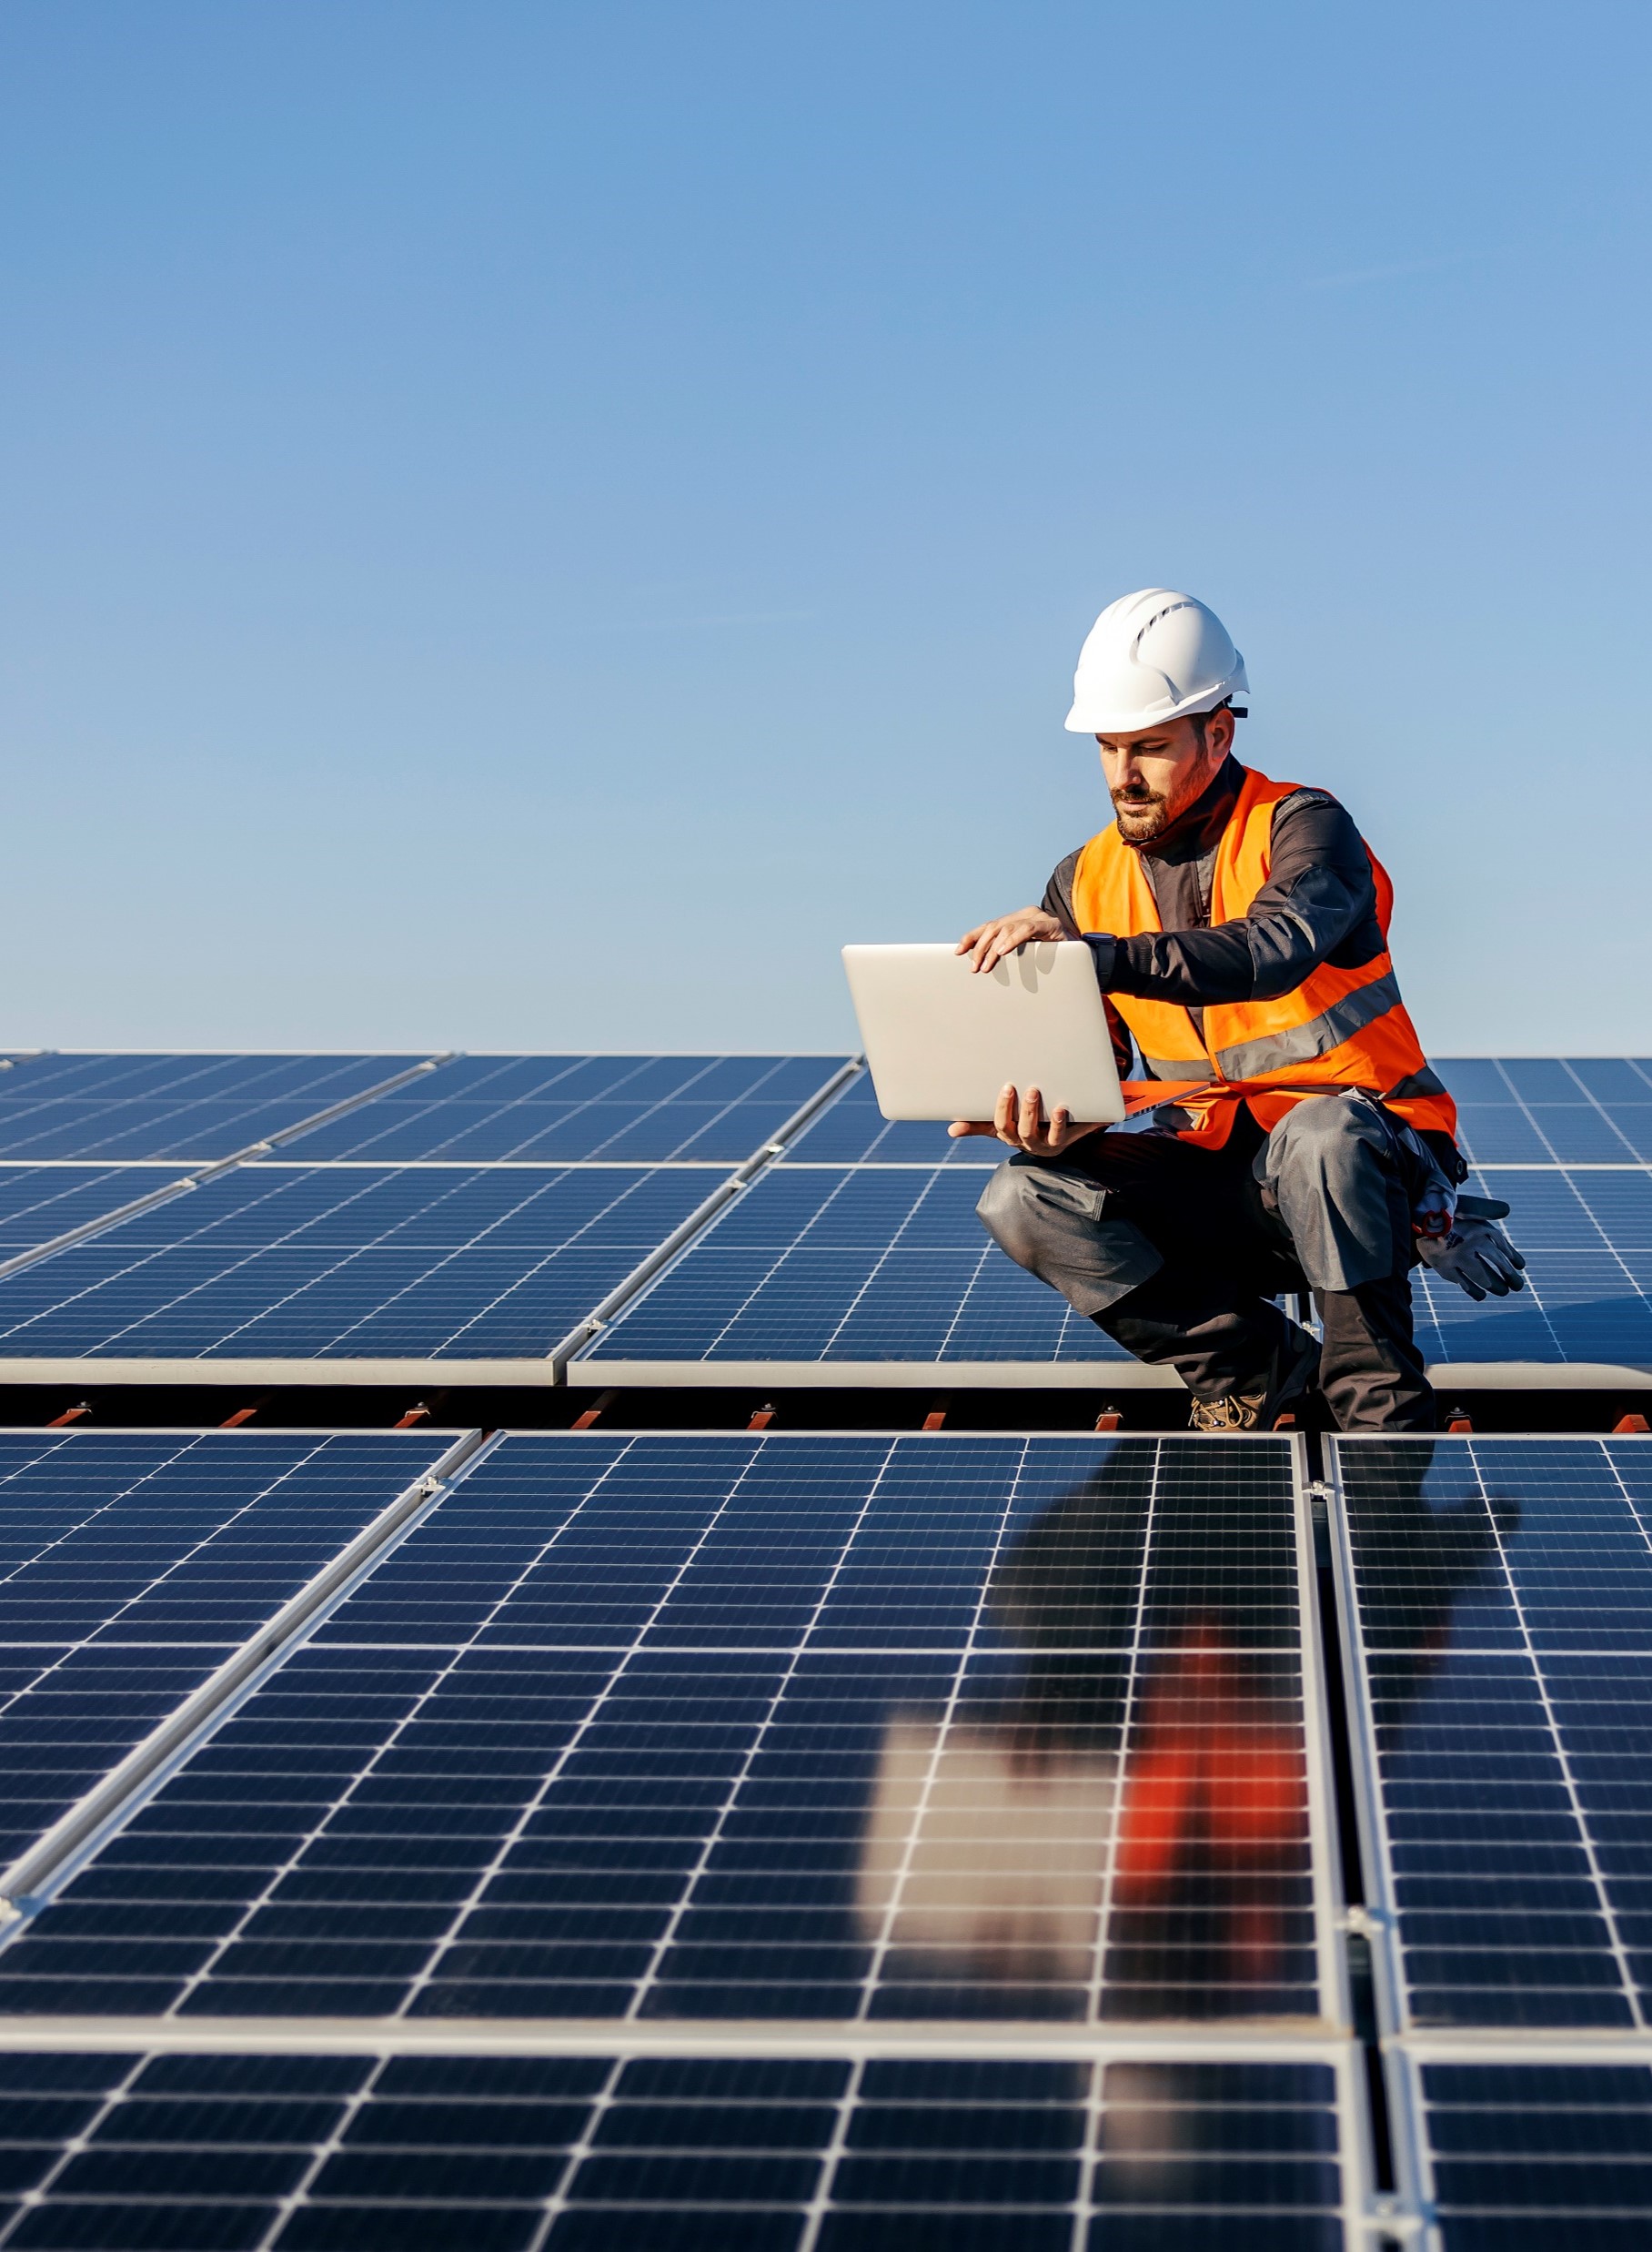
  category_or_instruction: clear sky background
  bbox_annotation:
[3,1,1649,1055]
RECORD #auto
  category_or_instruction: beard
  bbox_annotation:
[1111,785,1172,843]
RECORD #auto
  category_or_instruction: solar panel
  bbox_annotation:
[290,1055,851,1165]
[0,2045,1356,2250]
[579,1166,1133,1368]
[0,1055,434,1163]
[1405,2056,1652,2250]
[0,1432,445,1873]
[793,1058,1652,1171]
[0,1434,1333,2030]
[1331,1434,1652,2032]
[1413,1166,1652,1368]
[1437,1057,1652,1166]
[781,1074,993,1166]
[0,1166,192,1257]
[0,1164,720,1363]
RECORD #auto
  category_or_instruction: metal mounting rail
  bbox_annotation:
[0,1424,497,1930]
[546,1056,864,1378]
[0,1052,456,1289]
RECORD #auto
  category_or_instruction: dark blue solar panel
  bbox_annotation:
[0,2048,1348,2250]
[0,1432,444,1872]
[1417,2059,1652,2250]
[1435,1057,1652,1165]
[1414,1167,1652,1367]
[1337,1435,1652,2030]
[782,1075,994,1166]
[292,1055,850,1164]
[0,1165,718,1361]
[581,1165,1131,1365]
[0,1166,191,1254]
[0,1055,429,1162]
[0,1435,1320,2027]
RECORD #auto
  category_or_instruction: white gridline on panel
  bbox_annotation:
[0,1164,717,1359]
[1385,2036,1652,2252]
[1454,1058,1652,1164]
[1329,1436,1652,2042]
[0,1434,1329,2034]
[1377,1162,1652,1367]
[0,1434,458,1899]
[0,2038,1370,2252]
[586,1162,1113,1364]
[0,1056,439,1160]
[305,1054,848,1165]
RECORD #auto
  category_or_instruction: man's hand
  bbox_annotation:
[955,907,1065,975]
[949,1084,1104,1156]
[1415,1216,1526,1302]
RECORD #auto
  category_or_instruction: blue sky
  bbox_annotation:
[3,0,1649,1055]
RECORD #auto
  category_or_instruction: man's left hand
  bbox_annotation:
[949,1083,1104,1156]
[1415,1216,1527,1301]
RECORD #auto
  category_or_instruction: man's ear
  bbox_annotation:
[1204,705,1236,759]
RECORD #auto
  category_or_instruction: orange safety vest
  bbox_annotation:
[1070,764,1457,1149]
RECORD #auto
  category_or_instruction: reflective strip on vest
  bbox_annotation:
[1066,764,1457,1146]
[1139,1055,1215,1082]
[1210,967,1403,1079]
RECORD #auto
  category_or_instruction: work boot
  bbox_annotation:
[1187,1325,1321,1434]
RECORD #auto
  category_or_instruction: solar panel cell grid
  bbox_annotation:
[292,1055,850,1164]
[1335,1436,1652,2030]
[581,1166,1131,1364]
[0,1167,191,1256]
[0,1434,1326,2030]
[0,2049,1349,2251]
[0,1055,428,1163]
[781,1076,992,1166]
[1428,1057,1652,1166]
[0,1433,445,1872]
[1415,2060,1652,2251]
[0,1165,719,1360]
[1368,1165,1652,1368]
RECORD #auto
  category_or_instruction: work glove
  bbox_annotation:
[1414,1194,1527,1301]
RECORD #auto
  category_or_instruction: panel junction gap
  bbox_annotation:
[1302,1427,1399,2211]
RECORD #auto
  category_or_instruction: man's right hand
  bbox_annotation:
[955,907,1065,974]
[949,1083,1103,1156]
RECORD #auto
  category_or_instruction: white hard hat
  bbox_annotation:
[1064,588,1249,735]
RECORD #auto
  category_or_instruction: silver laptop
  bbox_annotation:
[841,942,1126,1124]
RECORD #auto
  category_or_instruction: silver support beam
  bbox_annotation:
[0,1051,456,1289]
[547,1056,863,1375]
[0,1425,497,1929]
[1291,1435,1355,2041]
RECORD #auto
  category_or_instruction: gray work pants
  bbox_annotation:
[974,1093,1436,1430]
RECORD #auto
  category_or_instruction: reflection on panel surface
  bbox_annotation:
[0,1435,1326,2028]
[0,1165,717,1359]
[0,1054,427,1162]
[0,2048,1351,2250]
[1415,2059,1652,2250]
[294,1053,850,1165]
[0,1433,445,1872]
[582,1166,1132,1364]
[1338,1436,1652,2029]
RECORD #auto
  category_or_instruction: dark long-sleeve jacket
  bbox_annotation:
[1043,754,1464,1174]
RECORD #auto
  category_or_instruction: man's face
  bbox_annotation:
[1096,710,1233,844]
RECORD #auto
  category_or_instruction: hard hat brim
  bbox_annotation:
[1064,676,1247,735]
